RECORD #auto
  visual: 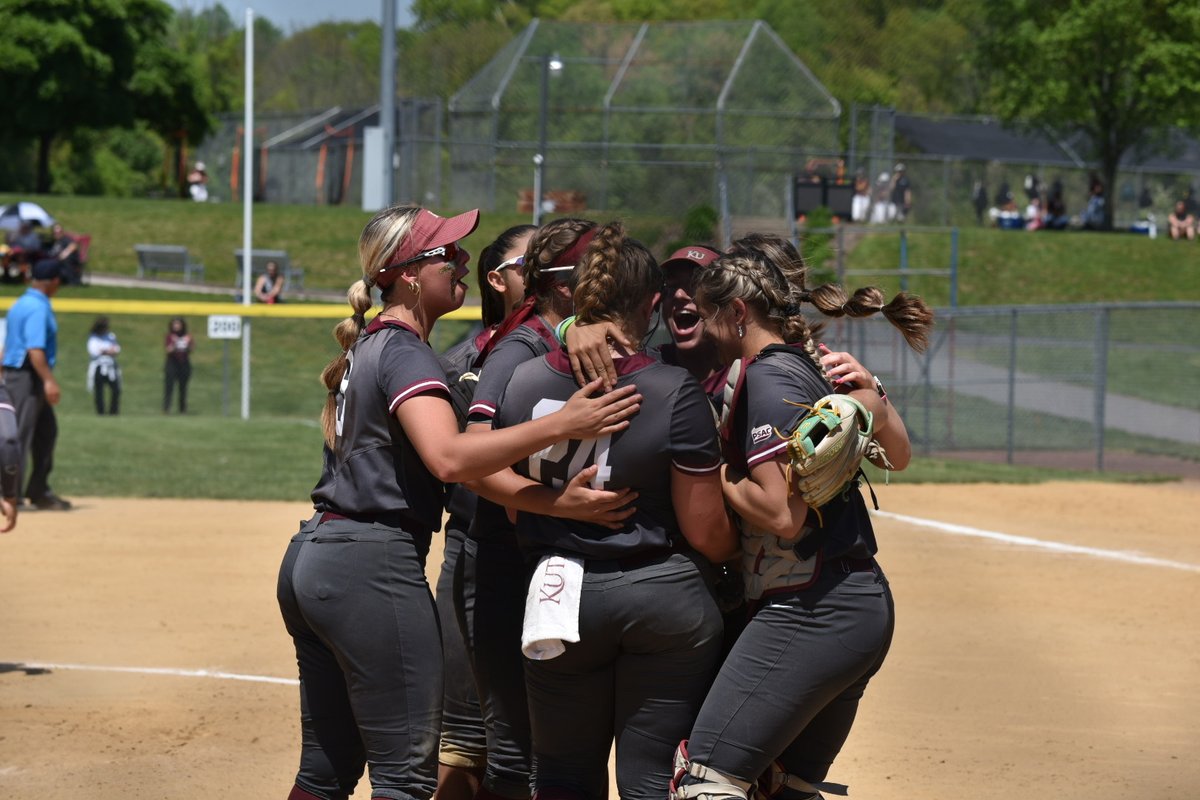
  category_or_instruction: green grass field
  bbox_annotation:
[2,194,1194,500]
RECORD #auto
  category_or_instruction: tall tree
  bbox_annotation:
[976,0,1200,230]
[0,0,212,193]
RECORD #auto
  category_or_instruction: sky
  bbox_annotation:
[165,0,415,32]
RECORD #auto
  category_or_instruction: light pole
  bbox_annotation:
[533,53,563,226]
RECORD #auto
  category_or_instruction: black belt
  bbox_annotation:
[824,557,877,574]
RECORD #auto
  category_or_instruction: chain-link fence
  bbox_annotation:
[192,101,444,207]
[822,302,1200,473]
[448,18,841,224]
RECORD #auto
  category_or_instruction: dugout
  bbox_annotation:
[448,18,841,233]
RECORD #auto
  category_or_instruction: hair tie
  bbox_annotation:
[782,303,801,317]
[840,303,850,314]
[798,291,812,303]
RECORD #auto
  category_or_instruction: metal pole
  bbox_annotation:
[898,229,909,292]
[241,8,254,421]
[949,227,959,307]
[380,0,396,206]
[1006,307,1018,464]
[1094,307,1111,472]
[222,340,230,417]
[836,223,845,283]
[534,55,549,226]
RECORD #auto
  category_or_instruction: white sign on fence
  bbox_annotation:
[207,315,243,340]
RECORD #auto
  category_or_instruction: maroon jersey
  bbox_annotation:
[493,350,721,560]
[724,343,877,561]
[310,318,450,533]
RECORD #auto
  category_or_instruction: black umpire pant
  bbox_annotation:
[4,368,58,501]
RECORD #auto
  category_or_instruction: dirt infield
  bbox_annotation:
[1,483,1197,799]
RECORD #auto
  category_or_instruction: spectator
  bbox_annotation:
[1167,200,1196,241]
[86,317,121,415]
[870,172,894,223]
[1183,186,1197,216]
[1,259,71,510]
[1081,175,1107,230]
[163,317,194,414]
[1024,196,1044,231]
[993,181,1013,208]
[254,260,284,304]
[187,161,209,202]
[972,181,989,225]
[891,162,913,221]
[851,171,871,223]
[1023,173,1042,202]
[6,222,44,281]
[1044,182,1070,230]
[47,223,83,284]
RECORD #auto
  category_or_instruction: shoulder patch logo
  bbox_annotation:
[751,423,773,444]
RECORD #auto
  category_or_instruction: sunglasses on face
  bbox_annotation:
[490,254,525,273]
[390,242,463,270]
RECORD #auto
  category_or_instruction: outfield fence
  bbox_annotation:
[827,301,1200,472]
[6,299,1197,475]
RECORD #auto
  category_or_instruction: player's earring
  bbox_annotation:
[407,280,421,299]
[737,323,745,339]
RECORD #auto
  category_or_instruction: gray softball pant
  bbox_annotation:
[456,535,535,799]
[437,520,487,768]
[525,550,723,800]
[685,563,895,798]
[277,515,442,800]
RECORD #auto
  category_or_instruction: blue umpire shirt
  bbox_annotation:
[2,288,57,369]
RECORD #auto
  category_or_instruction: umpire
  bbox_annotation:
[2,259,71,510]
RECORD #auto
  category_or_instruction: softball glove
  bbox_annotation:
[781,394,891,520]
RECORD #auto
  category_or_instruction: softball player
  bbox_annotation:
[485,221,737,800]
[670,236,932,800]
[275,206,640,800]
[435,224,536,800]
[459,218,617,800]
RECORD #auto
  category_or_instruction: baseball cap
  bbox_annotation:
[662,245,721,270]
[894,162,906,172]
[388,208,480,267]
[31,259,63,281]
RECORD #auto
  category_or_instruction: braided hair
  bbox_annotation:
[572,221,660,336]
[522,217,597,314]
[697,233,932,358]
[319,204,422,447]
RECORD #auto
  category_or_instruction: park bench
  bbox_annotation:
[233,248,305,292]
[134,244,205,283]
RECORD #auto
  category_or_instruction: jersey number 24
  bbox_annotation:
[527,398,612,490]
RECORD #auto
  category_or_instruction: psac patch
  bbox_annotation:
[751,423,773,444]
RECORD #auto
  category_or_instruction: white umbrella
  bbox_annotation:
[0,201,55,232]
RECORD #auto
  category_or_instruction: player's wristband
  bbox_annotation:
[873,375,888,403]
[554,315,577,345]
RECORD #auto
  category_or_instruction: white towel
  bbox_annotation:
[521,554,584,660]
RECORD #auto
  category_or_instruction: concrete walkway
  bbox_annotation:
[85,272,345,303]
[867,341,1200,446]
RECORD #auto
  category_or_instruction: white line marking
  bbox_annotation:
[11,661,299,686]
[872,510,1200,573]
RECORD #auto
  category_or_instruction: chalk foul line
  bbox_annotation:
[6,661,299,685]
[872,510,1200,573]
